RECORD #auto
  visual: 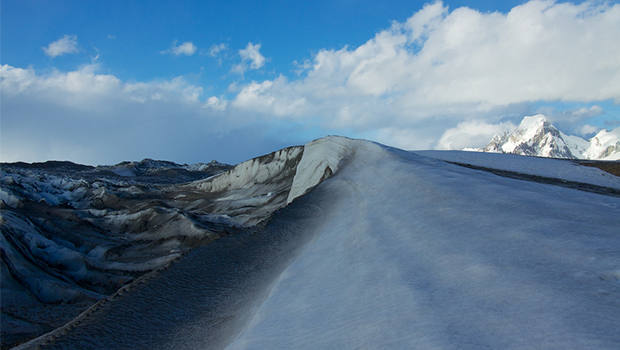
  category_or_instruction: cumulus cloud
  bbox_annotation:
[43,35,79,57]
[162,40,197,56]
[225,0,620,149]
[232,42,267,75]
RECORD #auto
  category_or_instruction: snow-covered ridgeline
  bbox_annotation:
[186,137,367,212]
[417,150,620,190]
[287,136,362,203]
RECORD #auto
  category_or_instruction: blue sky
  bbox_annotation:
[2,0,620,165]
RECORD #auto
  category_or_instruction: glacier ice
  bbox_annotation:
[4,136,620,349]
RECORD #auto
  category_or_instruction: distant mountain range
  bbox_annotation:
[466,115,620,160]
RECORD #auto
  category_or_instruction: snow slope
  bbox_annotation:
[13,137,620,349]
[416,150,620,190]
[225,138,620,349]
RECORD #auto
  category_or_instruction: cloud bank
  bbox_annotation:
[224,0,620,148]
[2,1,620,165]
[0,64,290,165]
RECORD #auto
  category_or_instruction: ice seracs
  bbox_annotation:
[475,114,620,160]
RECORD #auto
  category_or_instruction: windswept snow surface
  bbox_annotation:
[226,139,620,349]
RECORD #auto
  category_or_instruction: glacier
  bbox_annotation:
[3,136,620,349]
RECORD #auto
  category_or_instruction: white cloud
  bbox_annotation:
[43,35,79,58]
[577,124,601,136]
[240,43,266,69]
[162,40,197,56]
[206,96,227,111]
[233,42,267,75]
[208,43,227,57]
[534,104,607,135]
[220,0,620,149]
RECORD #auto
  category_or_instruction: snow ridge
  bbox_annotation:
[287,136,358,203]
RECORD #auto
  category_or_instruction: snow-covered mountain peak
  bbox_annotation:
[494,114,575,158]
[513,114,550,139]
[478,115,620,160]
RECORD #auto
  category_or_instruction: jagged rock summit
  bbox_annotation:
[475,115,620,160]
